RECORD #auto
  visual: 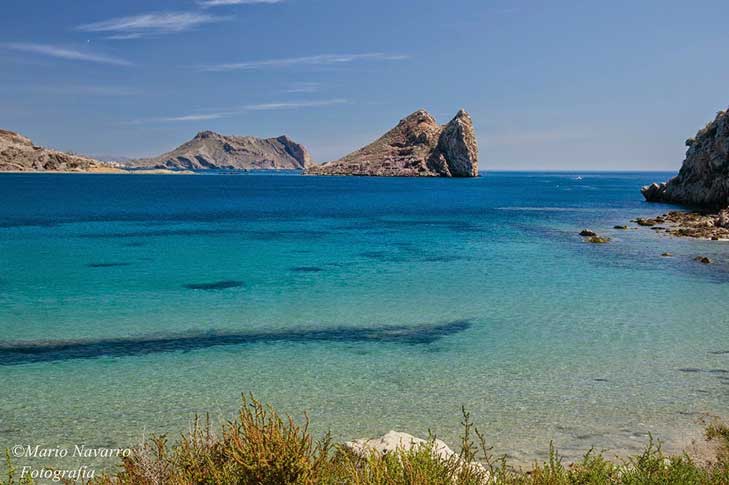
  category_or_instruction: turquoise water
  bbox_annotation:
[1,172,729,471]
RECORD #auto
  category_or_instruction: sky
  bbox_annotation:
[1,0,729,170]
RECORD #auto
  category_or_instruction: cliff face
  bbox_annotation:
[643,108,729,208]
[305,109,478,177]
[0,129,111,172]
[127,131,312,171]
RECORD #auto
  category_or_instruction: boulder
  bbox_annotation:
[579,229,597,237]
[344,431,488,482]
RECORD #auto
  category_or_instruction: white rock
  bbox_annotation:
[344,430,489,482]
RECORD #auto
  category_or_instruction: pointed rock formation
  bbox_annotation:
[0,129,115,172]
[642,107,729,208]
[305,109,479,177]
[126,131,312,171]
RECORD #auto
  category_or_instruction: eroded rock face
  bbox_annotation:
[0,129,110,172]
[642,108,729,208]
[306,109,478,177]
[127,131,312,171]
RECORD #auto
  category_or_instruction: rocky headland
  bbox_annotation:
[642,108,729,208]
[125,131,312,171]
[305,109,478,177]
[0,129,121,173]
[639,107,729,240]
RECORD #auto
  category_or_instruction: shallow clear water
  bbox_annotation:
[1,172,728,471]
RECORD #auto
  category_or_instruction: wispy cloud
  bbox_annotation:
[77,11,228,38]
[244,99,347,111]
[126,99,348,124]
[199,0,284,6]
[284,82,320,94]
[33,85,139,96]
[200,53,408,72]
[1,43,131,66]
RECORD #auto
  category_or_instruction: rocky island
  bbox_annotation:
[305,109,478,177]
[125,131,312,171]
[0,129,121,173]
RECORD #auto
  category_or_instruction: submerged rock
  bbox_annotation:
[614,225,628,230]
[636,218,658,227]
[305,109,478,177]
[694,256,712,264]
[579,229,597,237]
[642,107,729,208]
[587,236,611,243]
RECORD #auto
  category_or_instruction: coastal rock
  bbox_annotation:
[695,256,712,264]
[0,129,115,172]
[579,229,597,237]
[344,431,488,480]
[305,109,478,177]
[642,107,729,208]
[587,236,610,243]
[634,211,729,240]
[635,218,658,227]
[345,431,457,461]
[126,131,312,171]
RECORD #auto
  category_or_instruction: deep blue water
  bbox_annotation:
[1,171,728,470]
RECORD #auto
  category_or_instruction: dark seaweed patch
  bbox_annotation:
[80,228,241,239]
[709,350,729,355]
[0,319,473,365]
[290,266,324,273]
[677,368,703,373]
[247,230,327,241]
[184,280,244,290]
[87,262,132,268]
[593,378,609,382]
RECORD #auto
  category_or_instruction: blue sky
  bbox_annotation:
[1,0,728,170]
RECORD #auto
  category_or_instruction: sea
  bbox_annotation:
[1,171,728,473]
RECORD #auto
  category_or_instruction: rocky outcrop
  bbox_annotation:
[642,108,729,208]
[633,210,729,240]
[305,109,478,177]
[126,131,312,171]
[344,431,488,481]
[0,129,114,172]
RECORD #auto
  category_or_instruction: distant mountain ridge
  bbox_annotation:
[0,129,116,172]
[126,131,313,171]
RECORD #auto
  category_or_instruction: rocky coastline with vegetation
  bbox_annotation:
[4,397,729,485]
